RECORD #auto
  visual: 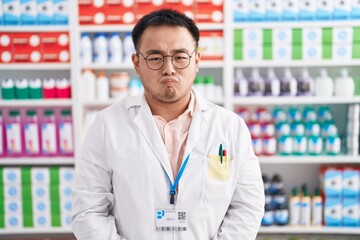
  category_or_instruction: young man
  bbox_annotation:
[71,9,264,240]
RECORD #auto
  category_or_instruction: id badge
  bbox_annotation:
[155,207,188,231]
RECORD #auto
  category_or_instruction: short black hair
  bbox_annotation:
[132,9,199,50]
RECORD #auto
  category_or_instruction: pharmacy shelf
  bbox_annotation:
[233,60,360,68]
[234,20,360,29]
[259,155,360,164]
[0,63,71,70]
[0,157,74,165]
[0,99,72,107]
[0,228,72,235]
[0,26,69,32]
[232,96,360,106]
[78,23,223,32]
[259,226,360,235]
[80,60,224,70]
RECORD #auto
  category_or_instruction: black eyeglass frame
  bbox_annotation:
[136,48,197,70]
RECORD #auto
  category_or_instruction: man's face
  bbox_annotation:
[132,25,200,104]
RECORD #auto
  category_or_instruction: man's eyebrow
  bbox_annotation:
[144,48,190,55]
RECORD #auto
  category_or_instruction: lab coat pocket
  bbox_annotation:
[202,155,234,203]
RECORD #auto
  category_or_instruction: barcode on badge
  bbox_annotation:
[156,227,187,231]
[178,211,186,220]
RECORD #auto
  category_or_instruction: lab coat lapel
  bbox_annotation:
[133,95,174,183]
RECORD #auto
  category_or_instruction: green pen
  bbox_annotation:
[219,144,223,164]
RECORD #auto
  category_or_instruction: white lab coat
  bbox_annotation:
[71,91,265,240]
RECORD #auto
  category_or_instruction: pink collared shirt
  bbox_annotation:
[153,92,195,178]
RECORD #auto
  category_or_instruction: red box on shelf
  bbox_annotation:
[198,30,223,60]
[0,33,13,63]
[78,2,107,25]
[163,0,195,19]
[12,33,42,63]
[105,3,136,24]
[135,0,165,22]
[41,32,70,63]
[194,0,223,23]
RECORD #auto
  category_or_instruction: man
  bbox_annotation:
[71,9,264,240]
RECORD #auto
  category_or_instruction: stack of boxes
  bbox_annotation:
[0,167,73,229]
[321,166,360,227]
[233,26,360,61]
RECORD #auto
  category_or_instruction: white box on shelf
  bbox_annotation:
[324,198,342,226]
[59,167,74,184]
[334,0,351,19]
[273,43,291,61]
[3,0,21,24]
[273,28,292,44]
[282,0,299,20]
[342,198,359,227]
[37,0,54,24]
[249,0,266,21]
[352,0,360,18]
[342,168,359,198]
[33,199,51,228]
[303,27,322,44]
[333,27,353,43]
[3,168,22,184]
[323,168,343,198]
[303,44,321,60]
[243,28,263,44]
[332,43,351,60]
[31,167,50,184]
[243,44,262,61]
[4,185,22,199]
[233,0,249,22]
[32,184,50,199]
[316,0,333,20]
[20,0,37,24]
[265,0,282,21]
[299,0,317,20]
[5,213,23,229]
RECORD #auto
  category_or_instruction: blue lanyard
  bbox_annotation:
[168,154,190,205]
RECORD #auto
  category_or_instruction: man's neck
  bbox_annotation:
[147,93,191,122]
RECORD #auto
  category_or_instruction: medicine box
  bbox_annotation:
[324,198,342,226]
[342,168,359,198]
[342,198,360,227]
[299,0,316,20]
[266,0,282,21]
[352,0,360,19]
[3,0,21,25]
[322,167,342,198]
[316,0,333,20]
[334,0,351,19]
[283,0,299,20]
[233,0,249,22]
[20,0,37,25]
[249,0,266,21]
[53,0,68,24]
[37,0,53,24]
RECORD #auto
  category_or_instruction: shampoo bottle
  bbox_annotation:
[23,110,40,156]
[6,110,23,157]
[300,184,311,226]
[315,68,333,97]
[234,68,248,96]
[280,68,297,96]
[334,68,354,96]
[248,68,264,96]
[311,187,323,226]
[289,187,301,225]
[264,68,280,96]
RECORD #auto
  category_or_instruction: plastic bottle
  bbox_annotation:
[293,134,307,155]
[6,110,23,157]
[108,32,123,64]
[262,174,271,193]
[42,78,56,98]
[93,33,108,64]
[80,69,96,101]
[311,187,323,226]
[300,184,311,226]
[274,202,289,226]
[1,78,15,100]
[23,110,40,156]
[297,68,314,96]
[234,68,248,96]
[193,76,205,97]
[271,173,284,195]
[0,111,5,157]
[29,78,43,99]
[110,71,129,99]
[315,69,333,97]
[280,68,297,96]
[248,68,264,96]
[264,68,280,96]
[80,33,93,64]
[56,78,71,98]
[123,32,135,63]
[334,68,355,96]
[262,191,274,226]
[41,109,58,156]
[96,71,109,100]
[15,78,29,99]
[128,77,143,96]
[58,109,73,156]
[289,187,301,225]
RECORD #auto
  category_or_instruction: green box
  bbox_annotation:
[322,44,332,59]
[292,28,302,44]
[234,29,243,45]
[292,45,302,60]
[234,46,243,60]
[263,29,272,44]
[322,28,333,44]
[352,43,360,59]
[263,44,272,60]
[353,27,360,42]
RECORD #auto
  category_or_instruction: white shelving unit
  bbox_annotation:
[1,1,360,238]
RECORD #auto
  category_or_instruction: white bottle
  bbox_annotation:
[108,33,123,64]
[334,68,355,97]
[81,69,96,101]
[80,33,93,65]
[315,68,333,97]
[96,71,109,100]
[297,68,314,96]
[264,68,280,96]
[93,33,108,64]
[123,32,135,63]
[234,68,248,96]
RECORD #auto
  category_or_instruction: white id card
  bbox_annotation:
[155,208,188,231]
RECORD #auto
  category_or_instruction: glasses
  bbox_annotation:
[136,48,197,70]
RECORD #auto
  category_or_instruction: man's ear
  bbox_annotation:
[132,53,140,74]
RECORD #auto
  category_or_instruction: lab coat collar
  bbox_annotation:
[126,89,215,183]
